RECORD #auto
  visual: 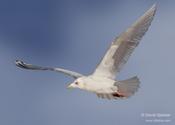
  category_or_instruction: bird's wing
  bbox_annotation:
[93,4,156,79]
[15,60,83,79]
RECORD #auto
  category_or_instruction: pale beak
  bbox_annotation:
[67,83,74,89]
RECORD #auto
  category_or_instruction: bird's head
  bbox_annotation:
[67,77,85,89]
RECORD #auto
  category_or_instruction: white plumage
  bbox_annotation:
[16,4,156,100]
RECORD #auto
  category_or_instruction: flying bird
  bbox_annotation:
[16,4,156,100]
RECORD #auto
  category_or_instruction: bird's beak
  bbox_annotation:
[67,83,74,89]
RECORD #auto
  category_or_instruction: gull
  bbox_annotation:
[16,4,156,100]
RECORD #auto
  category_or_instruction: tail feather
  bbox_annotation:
[115,76,140,97]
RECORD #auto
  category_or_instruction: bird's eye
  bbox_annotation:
[75,82,78,85]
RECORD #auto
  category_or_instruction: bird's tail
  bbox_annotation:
[114,76,140,98]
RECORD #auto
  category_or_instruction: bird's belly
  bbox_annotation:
[84,83,103,92]
[84,80,114,93]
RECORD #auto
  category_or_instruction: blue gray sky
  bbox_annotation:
[0,0,175,125]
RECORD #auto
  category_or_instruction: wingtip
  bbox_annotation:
[150,3,157,13]
[15,60,26,68]
[15,60,23,65]
[144,3,157,18]
[152,3,157,8]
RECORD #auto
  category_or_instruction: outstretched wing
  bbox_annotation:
[15,60,83,79]
[93,4,156,79]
